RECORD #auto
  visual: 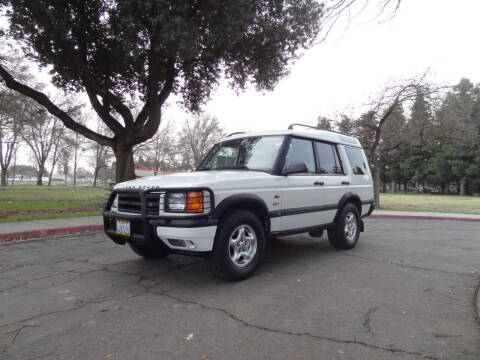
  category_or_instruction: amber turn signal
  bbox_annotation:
[186,191,203,213]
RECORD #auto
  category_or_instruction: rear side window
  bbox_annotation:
[285,138,316,173]
[315,142,343,175]
[345,147,367,175]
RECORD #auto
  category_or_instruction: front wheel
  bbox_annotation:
[327,203,360,249]
[206,210,265,281]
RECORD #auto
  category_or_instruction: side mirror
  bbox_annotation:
[283,162,308,175]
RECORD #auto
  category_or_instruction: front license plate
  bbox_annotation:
[116,219,131,236]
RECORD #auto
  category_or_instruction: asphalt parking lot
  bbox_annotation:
[1,218,479,360]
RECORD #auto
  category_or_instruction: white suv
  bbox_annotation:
[103,124,375,280]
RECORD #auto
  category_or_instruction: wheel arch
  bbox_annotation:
[213,194,271,234]
[333,192,362,224]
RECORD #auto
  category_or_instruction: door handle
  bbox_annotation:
[341,181,350,185]
[313,181,324,186]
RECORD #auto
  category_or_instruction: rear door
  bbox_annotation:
[279,137,332,231]
[313,141,350,223]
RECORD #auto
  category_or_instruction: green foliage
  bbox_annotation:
[316,116,332,130]
[319,77,480,195]
[1,0,323,112]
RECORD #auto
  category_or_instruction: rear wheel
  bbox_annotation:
[206,210,265,281]
[327,203,360,249]
[129,241,170,259]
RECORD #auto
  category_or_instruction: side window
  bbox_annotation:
[315,142,344,175]
[284,138,316,173]
[345,147,367,175]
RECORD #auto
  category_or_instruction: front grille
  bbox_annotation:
[117,193,160,215]
[118,193,141,213]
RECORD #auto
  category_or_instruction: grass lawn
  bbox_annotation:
[379,193,480,215]
[0,187,109,222]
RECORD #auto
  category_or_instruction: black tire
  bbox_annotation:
[129,241,170,259]
[206,210,265,281]
[327,203,360,249]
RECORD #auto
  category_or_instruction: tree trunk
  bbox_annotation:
[114,145,135,183]
[1,167,7,187]
[373,162,381,208]
[48,160,57,186]
[37,164,45,185]
[64,172,68,186]
[73,165,77,186]
[460,177,466,196]
[10,157,16,186]
[93,167,99,187]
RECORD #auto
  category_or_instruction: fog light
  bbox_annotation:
[167,238,186,248]
[185,240,195,250]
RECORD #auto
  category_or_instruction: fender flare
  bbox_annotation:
[333,192,362,224]
[212,193,270,221]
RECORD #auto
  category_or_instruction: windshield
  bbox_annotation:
[197,136,285,172]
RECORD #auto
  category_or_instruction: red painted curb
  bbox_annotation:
[0,224,103,243]
[370,214,480,223]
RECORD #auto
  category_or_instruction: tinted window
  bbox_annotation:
[345,147,367,175]
[285,138,316,173]
[315,142,343,175]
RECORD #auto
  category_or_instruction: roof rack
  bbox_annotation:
[288,123,351,137]
[227,131,246,137]
[287,123,318,130]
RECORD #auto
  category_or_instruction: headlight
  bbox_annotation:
[165,191,204,213]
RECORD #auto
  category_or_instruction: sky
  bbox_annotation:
[163,0,480,133]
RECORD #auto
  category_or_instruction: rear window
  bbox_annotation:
[345,147,368,175]
[315,142,343,175]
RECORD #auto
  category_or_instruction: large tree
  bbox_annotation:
[0,0,325,182]
[179,113,224,170]
[0,90,22,186]
[349,76,434,206]
[20,102,63,185]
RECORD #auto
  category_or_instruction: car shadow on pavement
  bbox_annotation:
[124,234,341,289]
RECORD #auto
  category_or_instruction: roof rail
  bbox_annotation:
[288,123,351,137]
[227,131,246,137]
[287,123,318,130]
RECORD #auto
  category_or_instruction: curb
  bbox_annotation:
[0,224,103,244]
[370,214,480,223]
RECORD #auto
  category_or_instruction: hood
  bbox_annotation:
[114,170,272,190]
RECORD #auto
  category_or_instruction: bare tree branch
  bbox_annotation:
[0,64,113,147]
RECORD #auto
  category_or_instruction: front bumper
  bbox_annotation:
[103,188,217,255]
